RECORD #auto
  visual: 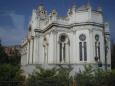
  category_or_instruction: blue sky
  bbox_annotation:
[0,0,115,45]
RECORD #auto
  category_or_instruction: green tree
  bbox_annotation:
[75,65,115,86]
[0,40,21,65]
[8,48,21,65]
[0,64,21,81]
[0,43,9,64]
[0,64,25,86]
[94,68,110,86]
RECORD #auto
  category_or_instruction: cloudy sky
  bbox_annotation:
[0,0,115,45]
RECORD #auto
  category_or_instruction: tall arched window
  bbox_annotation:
[79,34,87,61]
[59,33,70,63]
[43,37,49,64]
[95,34,100,61]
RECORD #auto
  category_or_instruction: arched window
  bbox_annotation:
[43,37,49,64]
[95,34,100,61]
[59,33,70,63]
[79,42,82,61]
[79,34,87,61]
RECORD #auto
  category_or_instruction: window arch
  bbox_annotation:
[79,34,87,61]
[59,33,70,63]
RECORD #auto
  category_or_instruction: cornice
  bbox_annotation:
[34,22,104,33]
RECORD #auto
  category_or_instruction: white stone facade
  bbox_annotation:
[21,4,111,76]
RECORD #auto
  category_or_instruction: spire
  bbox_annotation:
[71,0,76,13]
[72,0,76,7]
[72,4,76,11]
[71,0,77,10]
[86,0,91,9]
[38,4,44,11]
[37,0,44,11]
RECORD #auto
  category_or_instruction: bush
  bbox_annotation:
[0,64,25,86]
[75,65,115,86]
[27,65,72,86]
[26,65,115,86]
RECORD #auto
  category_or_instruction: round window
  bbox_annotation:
[60,35,66,42]
[79,34,86,41]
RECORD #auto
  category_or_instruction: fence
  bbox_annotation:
[0,80,76,86]
[0,81,25,86]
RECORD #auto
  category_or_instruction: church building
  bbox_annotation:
[21,3,111,76]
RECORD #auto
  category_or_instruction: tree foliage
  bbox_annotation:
[27,65,72,86]
[0,64,22,81]
[75,65,94,86]
[8,48,21,65]
[75,65,115,86]
[0,41,21,65]
[0,40,24,86]
[0,44,9,64]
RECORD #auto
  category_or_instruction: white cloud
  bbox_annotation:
[0,12,26,45]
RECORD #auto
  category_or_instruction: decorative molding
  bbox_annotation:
[34,22,104,33]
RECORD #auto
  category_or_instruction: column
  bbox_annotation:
[27,42,30,64]
[33,34,39,64]
[29,39,33,64]
[66,44,69,63]
[53,31,58,64]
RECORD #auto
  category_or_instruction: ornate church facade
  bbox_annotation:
[21,4,111,76]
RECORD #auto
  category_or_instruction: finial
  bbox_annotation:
[38,4,44,11]
[51,9,57,16]
[72,4,76,9]
[97,6,102,12]
[86,0,91,9]
[71,2,76,13]
[71,0,77,9]
[67,9,72,16]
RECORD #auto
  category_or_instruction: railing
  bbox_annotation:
[42,16,69,29]
[0,81,59,86]
[0,81,25,86]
